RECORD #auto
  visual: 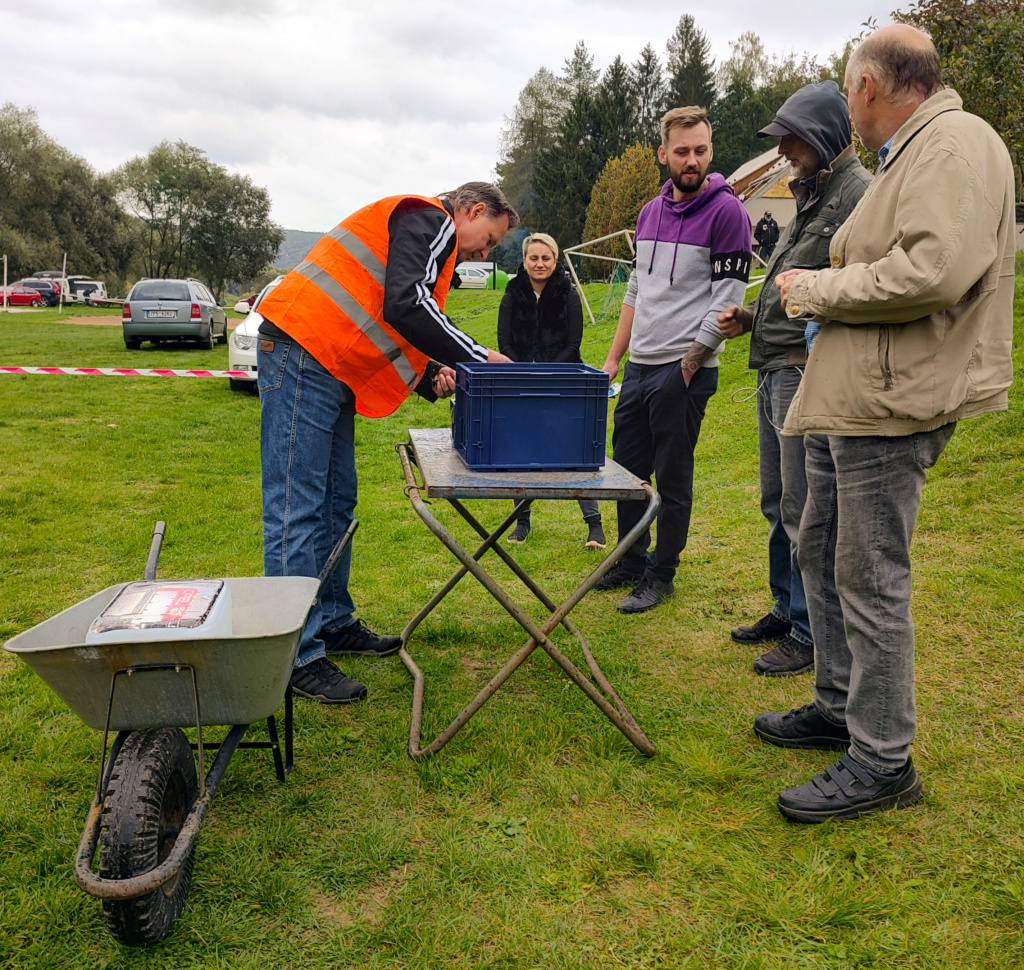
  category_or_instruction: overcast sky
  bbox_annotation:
[3,0,897,232]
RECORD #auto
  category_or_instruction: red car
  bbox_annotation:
[1,286,44,307]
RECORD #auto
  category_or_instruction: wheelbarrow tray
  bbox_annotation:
[4,576,320,731]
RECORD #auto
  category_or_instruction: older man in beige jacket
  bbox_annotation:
[754,24,1016,823]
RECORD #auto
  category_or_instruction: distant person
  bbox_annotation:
[597,106,752,614]
[753,211,780,261]
[497,232,606,549]
[759,25,1015,823]
[256,183,517,704]
[718,81,872,678]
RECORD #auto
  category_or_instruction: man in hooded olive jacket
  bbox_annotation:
[719,82,872,679]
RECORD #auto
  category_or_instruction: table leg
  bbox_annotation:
[397,443,659,760]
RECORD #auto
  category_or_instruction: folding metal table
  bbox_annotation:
[395,427,660,760]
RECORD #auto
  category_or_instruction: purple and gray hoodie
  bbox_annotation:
[624,173,752,367]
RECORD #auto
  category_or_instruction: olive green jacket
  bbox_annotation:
[748,146,872,371]
[782,89,1016,436]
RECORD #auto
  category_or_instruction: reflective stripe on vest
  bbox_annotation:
[256,195,456,418]
[290,259,418,388]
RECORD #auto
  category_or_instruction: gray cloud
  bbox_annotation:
[2,0,897,229]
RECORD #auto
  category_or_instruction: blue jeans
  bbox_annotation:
[756,367,811,646]
[799,425,955,773]
[258,338,358,668]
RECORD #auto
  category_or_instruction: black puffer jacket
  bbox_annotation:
[497,264,583,363]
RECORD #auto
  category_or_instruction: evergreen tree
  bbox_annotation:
[664,15,717,111]
[632,43,665,150]
[495,68,564,230]
[594,56,637,163]
[561,40,599,100]
[535,83,601,250]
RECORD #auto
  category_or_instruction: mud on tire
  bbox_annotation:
[99,727,198,946]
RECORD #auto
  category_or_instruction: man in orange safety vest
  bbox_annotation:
[256,182,518,704]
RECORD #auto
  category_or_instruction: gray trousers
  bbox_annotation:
[513,499,600,522]
[799,424,955,773]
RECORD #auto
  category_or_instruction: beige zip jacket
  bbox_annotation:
[782,89,1016,436]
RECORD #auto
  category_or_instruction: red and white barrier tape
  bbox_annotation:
[0,366,249,379]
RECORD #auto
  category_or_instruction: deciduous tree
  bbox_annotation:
[582,144,662,270]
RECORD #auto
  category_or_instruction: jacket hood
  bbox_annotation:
[658,171,735,211]
[759,80,851,171]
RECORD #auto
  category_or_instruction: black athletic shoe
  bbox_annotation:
[777,754,924,824]
[618,576,674,614]
[290,657,367,704]
[594,563,643,592]
[507,521,531,544]
[753,634,814,677]
[753,703,851,751]
[731,611,790,644]
[321,618,402,657]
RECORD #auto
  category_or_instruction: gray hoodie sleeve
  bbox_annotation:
[623,266,639,308]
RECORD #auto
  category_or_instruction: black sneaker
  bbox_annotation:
[777,754,923,824]
[321,618,402,657]
[507,521,531,544]
[585,521,607,549]
[618,576,674,614]
[753,703,850,751]
[753,634,814,677]
[594,562,643,592]
[731,611,790,644]
[290,657,367,704]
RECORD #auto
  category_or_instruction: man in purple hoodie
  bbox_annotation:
[599,106,752,613]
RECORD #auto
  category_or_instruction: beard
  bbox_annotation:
[669,163,707,195]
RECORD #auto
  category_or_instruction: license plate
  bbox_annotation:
[147,310,176,319]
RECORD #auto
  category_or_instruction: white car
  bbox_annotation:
[228,275,284,391]
[455,266,492,289]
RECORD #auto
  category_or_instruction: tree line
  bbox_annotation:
[494,4,1024,272]
[0,104,283,298]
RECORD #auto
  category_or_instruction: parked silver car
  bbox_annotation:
[122,278,228,350]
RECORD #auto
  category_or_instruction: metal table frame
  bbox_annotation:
[395,428,660,760]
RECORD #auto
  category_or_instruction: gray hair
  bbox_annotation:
[847,27,943,106]
[439,182,520,229]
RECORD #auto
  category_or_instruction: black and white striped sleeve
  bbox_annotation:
[382,200,488,365]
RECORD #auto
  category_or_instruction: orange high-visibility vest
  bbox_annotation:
[258,195,457,418]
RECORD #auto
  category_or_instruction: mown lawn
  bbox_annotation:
[1,284,1022,969]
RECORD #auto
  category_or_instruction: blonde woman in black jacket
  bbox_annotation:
[497,232,606,548]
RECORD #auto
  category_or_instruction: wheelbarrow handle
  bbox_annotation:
[316,520,359,602]
[144,521,166,581]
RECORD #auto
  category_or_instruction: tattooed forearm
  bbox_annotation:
[680,341,716,386]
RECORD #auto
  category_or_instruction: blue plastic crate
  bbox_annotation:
[451,362,609,471]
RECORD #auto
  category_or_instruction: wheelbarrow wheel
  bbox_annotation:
[99,727,199,946]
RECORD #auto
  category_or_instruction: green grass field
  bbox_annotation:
[1,283,1022,969]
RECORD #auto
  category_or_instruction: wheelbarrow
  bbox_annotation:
[3,520,356,946]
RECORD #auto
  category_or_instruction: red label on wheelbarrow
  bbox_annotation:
[86,580,233,642]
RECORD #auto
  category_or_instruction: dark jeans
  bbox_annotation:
[611,360,717,583]
[799,425,955,772]
[259,338,358,668]
[757,367,811,646]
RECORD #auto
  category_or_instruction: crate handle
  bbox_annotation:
[518,392,560,398]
